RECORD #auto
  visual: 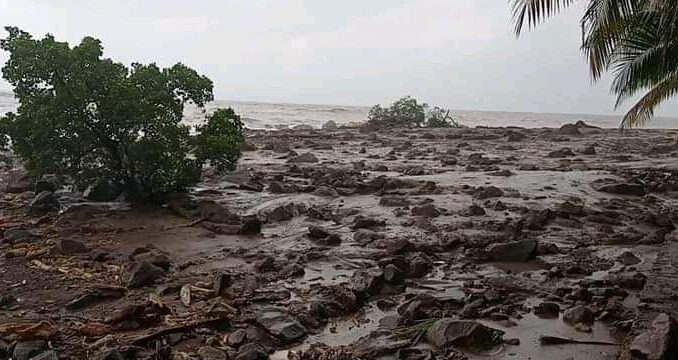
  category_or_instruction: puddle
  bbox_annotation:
[476,313,620,360]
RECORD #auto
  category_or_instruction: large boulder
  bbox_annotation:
[28,191,60,215]
[256,310,307,343]
[486,239,538,262]
[630,313,678,360]
[426,319,504,350]
[288,152,319,163]
[562,305,594,325]
[322,120,338,131]
[126,262,166,288]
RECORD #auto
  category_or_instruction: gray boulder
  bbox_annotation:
[486,239,537,262]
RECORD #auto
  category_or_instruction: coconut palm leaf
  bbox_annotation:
[622,71,678,127]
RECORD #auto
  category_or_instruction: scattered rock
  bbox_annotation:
[426,319,504,350]
[474,186,504,199]
[84,179,123,201]
[214,273,231,297]
[533,302,560,318]
[288,152,319,163]
[379,196,411,207]
[410,204,440,218]
[630,313,678,360]
[13,340,48,360]
[126,262,166,288]
[350,269,384,297]
[558,124,582,136]
[460,204,486,217]
[256,310,307,343]
[486,239,537,262]
[562,305,594,325]
[28,191,60,215]
[58,239,88,255]
[547,148,576,158]
[197,346,228,360]
[322,120,338,131]
[592,180,645,196]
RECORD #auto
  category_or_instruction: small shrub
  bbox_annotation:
[0,27,244,200]
[366,96,459,129]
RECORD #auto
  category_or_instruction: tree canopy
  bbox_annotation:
[366,96,460,129]
[0,27,244,200]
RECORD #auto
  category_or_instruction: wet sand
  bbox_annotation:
[1,124,678,359]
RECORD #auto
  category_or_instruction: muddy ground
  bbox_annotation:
[2,123,678,360]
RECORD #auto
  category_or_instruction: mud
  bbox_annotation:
[2,124,678,359]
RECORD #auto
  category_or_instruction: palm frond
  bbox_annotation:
[511,0,578,35]
[621,71,678,128]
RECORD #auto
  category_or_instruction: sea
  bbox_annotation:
[1,91,677,130]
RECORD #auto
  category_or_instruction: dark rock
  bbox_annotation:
[239,215,262,235]
[353,216,385,229]
[59,239,88,255]
[460,204,486,217]
[411,204,440,218]
[90,249,111,261]
[379,196,411,207]
[630,313,678,360]
[383,264,404,284]
[581,144,596,155]
[322,120,338,130]
[350,269,384,296]
[562,305,594,325]
[281,264,305,278]
[256,310,307,343]
[594,181,645,196]
[84,179,123,201]
[506,131,527,142]
[395,348,435,360]
[132,252,171,271]
[214,273,231,297]
[268,181,287,193]
[288,152,319,163]
[254,256,278,273]
[35,175,59,193]
[313,186,339,198]
[426,319,504,350]
[0,294,17,309]
[486,239,537,262]
[308,226,330,239]
[608,272,647,289]
[31,350,58,360]
[126,262,166,288]
[533,302,560,318]
[28,191,60,215]
[197,346,228,360]
[474,186,504,199]
[13,340,47,360]
[227,329,247,347]
[353,229,385,245]
[558,124,582,136]
[386,238,413,255]
[407,253,433,278]
[547,148,575,158]
[398,294,441,323]
[240,181,264,192]
[235,349,268,360]
[505,338,520,346]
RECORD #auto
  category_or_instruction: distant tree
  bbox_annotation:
[366,96,459,129]
[0,27,244,200]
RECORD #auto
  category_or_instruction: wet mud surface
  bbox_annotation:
[2,124,678,359]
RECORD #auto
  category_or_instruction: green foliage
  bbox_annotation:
[511,0,678,128]
[366,96,459,129]
[426,106,460,128]
[0,27,244,199]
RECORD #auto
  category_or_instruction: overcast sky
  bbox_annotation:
[1,0,677,116]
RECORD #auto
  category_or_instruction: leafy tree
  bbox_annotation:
[0,27,244,199]
[426,106,460,128]
[511,0,678,127]
[366,96,459,129]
